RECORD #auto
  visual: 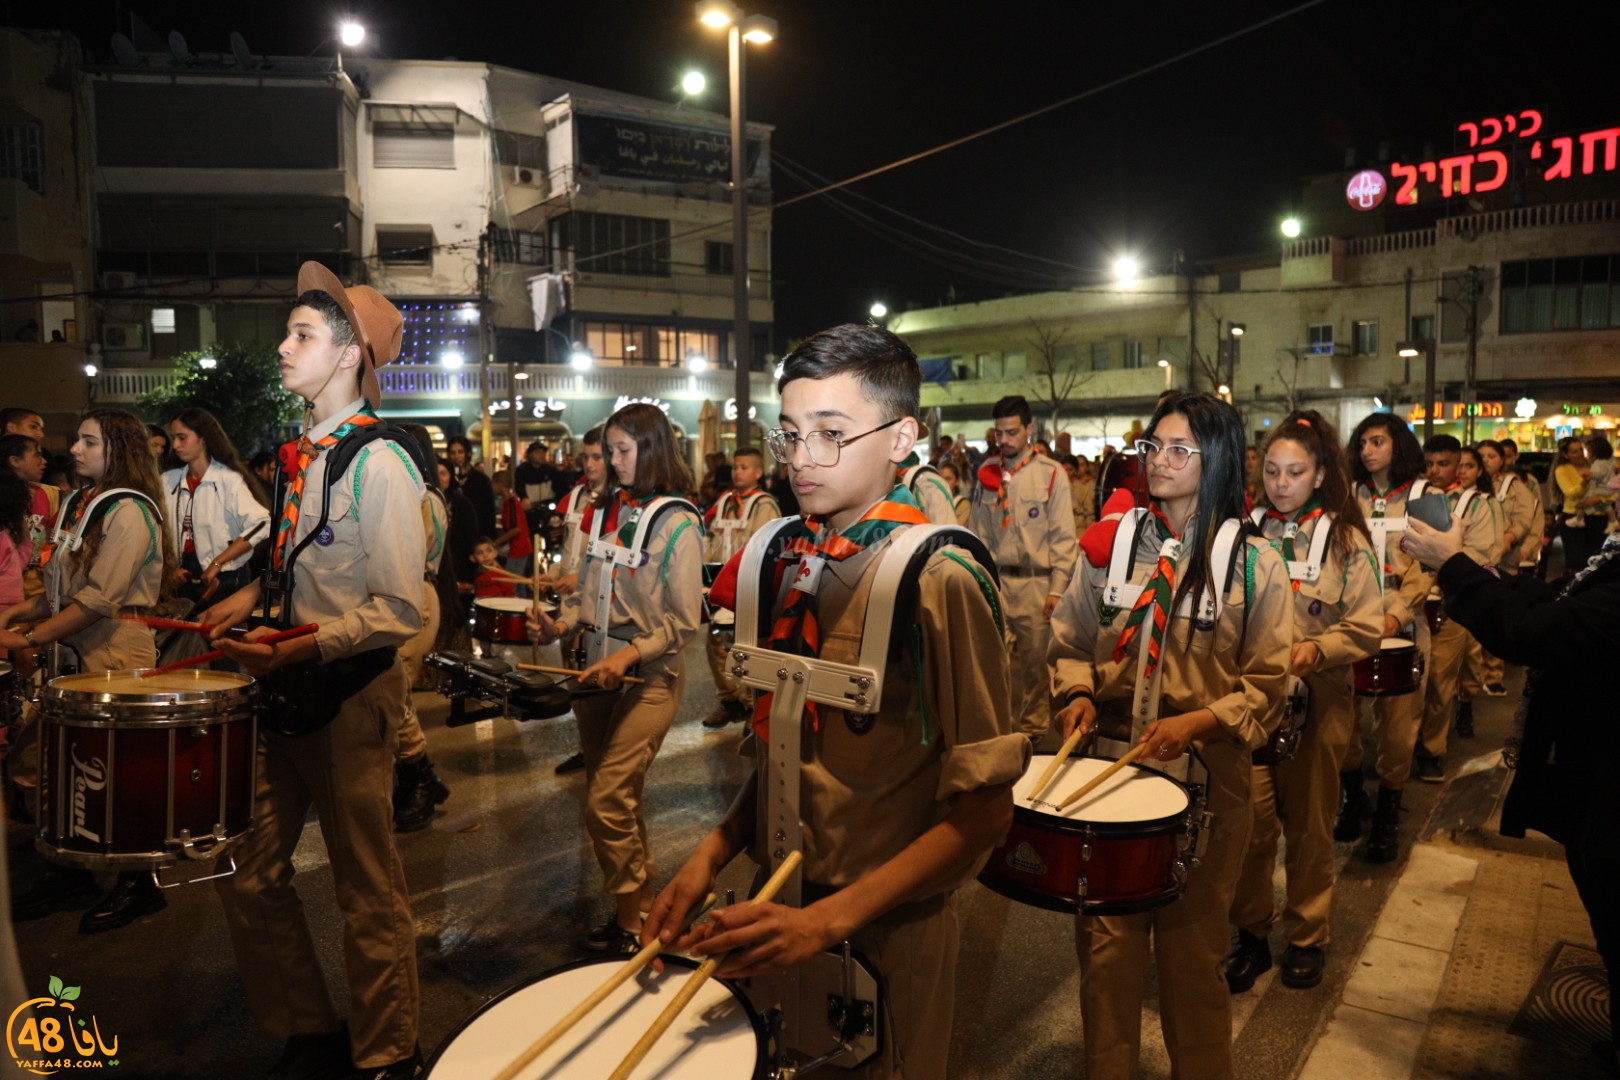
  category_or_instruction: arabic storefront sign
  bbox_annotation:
[488,396,567,420]
[614,395,671,414]
[1406,400,1507,423]
[1370,109,1620,205]
[576,113,763,185]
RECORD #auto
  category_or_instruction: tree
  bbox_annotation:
[1025,318,1094,436]
[136,342,302,455]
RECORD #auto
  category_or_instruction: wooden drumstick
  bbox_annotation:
[140,623,319,677]
[606,851,804,1080]
[516,662,644,686]
[490,892,719,1080]
[1028,724,1094,804]
[1055,741,1152,811]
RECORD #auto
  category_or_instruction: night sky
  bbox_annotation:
[11,1,1615,343]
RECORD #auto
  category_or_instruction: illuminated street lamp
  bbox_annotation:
[441,350,465,370]
[1157,357,1174,391]
[680,71,707,96]
[339,21,365,47]
[569,345,593,373]
[1281,217,1302,238]
[1398,338,1437,442]
[1113,256,1140,283]
[869,301,888,324]
[687,353,710,373]
[697,0,777,448]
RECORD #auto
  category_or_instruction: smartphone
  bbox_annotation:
[1407,492,1454,531]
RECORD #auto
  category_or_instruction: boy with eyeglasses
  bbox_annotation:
[968,394,1078,744]
[642,324,1027,1079]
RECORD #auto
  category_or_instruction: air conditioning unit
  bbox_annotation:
[100,271,140,291]
[508,165,545,189]
[102,323,146,350]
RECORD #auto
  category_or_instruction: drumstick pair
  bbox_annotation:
[139,623,319,678]
[516,662,645,687]
[1055,741,1153,811]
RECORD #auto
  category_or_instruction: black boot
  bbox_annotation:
[393,755,450,833]
[1333,770,1372,842]
[79,870,167,934]
[1454,700,1475,738]
[10,864,99,921]
[1223,929,1273,993]
[1365,785,1403,863]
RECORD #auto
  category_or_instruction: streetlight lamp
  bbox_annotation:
[698,0,775,449]
[1113,255,1140,284]
[1281,217,1302,238]
[336,20,364,72]
[869,302,887,324]
[1157,357,1174,391]
[680,70,707,97]
[1222,321,1245,397]
[1398,339,1437,442]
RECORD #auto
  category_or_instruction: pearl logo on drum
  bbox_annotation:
[1006,841,1047,876]
[69,744,108,843]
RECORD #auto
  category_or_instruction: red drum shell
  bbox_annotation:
[473,597,535,643]
[1354,638,1422,697]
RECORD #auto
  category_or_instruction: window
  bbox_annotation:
[376,227,435,267]
[1501,255,1620,333]
[1354,319,1378,355]
[1091,342,1110,371]
[1307,323,1334,354]
[1,121,44,192]
[705,241,733,275]
[373,122,454,168]
[580,321,721,367]
[1004,351,1028,375]
[550,212,670,277]
[1410,314,1435,342]
[975,352,993,379]
[150,308,176,335]
[1218,272,1241,293]
[494,227,546,266]
[1122,341,1143,369]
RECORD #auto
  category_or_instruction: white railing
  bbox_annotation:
[1345,228,1436,256]
[1282,236,1332,259]
[1436,198,1618,239]
[98,369,176,400]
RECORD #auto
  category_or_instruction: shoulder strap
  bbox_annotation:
[1497,473,1515,500]
[54,488,161,552]
[1410,478,1429,501]
[1453,487,1481,518]
[325,423,431,488]
[869,525,1001,670]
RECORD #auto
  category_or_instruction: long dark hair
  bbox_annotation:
[1459,445,1494,496]
[1347,412,1426,490]
[1144,391,1246,615]
[596,402,694,509]
[0,452,29,545]
[170,407,268,506]
[80,409,176,591]
[1257,410,1370,561]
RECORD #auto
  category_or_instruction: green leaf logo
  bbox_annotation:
[48,975,63,998]
[59,986,81,1001]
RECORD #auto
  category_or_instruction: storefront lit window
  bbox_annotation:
[580,321,722,367]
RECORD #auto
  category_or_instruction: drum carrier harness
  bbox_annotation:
[571,494,702,672]
[44,487,162,678]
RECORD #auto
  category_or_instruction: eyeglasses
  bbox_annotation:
[1134,439,1203,470]
[765,417,904,467]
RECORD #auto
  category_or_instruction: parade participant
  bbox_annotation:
[200,262,426,1080]
[938,459,971,524]
[163,408,269,603]
[700,446,780,728]
[1414,435,1501,781]
[391,423,452,834]
[969,394,1078,743]
[642,323,1024,1080]
[1,409,173,931]
[1464,439,1543,699]
[1,433,59,600]
[1225,412,1381,992]
[1049,390,1290,1080]
[1337,413,1433,861]
[528,403,703,953]
[548,427,606,776]
[0,408,45,441]
[897,443,958,526]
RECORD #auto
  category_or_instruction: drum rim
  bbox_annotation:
[1012,753,1192,838]
[37,705,259,729]
[977,869,1185,916]
[423,952,770,1078]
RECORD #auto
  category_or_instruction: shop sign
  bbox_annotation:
[614,395,671,414]
[1515,398,1537,418]
[1345,170,1388,211]
[1562,403,1603,416]
[722,398,758,422]
[1389,108,1620,205]
[1406,400,1506,423]
[488,396,568,420]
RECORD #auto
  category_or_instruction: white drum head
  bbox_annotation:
[1381,637,1414,650]
[428,958,760,1079]
[475,596,557,615]
[1015,754,1189,823]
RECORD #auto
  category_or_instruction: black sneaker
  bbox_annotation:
[1223,929,1272,993]
[1280,945,1325,989]
[1484,682,1508,697]
[79,870,167,934]
[584,918,641,954]
[1415,755,1445,784]
[554,752,586,776]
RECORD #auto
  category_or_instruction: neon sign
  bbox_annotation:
[488,396,568,419]
[1407,401,1506,422]
[614,395,671,414]
[1345,170,1387,211]
[1386,109,1620,205]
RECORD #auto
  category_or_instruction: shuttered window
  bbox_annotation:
[373,123,454,168]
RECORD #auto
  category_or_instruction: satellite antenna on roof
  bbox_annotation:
[229,31,255,70]
[168,30,191,64]
[110,32,140,66]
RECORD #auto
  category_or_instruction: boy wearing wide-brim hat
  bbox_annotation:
[202,261,427,1079]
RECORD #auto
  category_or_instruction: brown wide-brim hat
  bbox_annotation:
[296,261,402,410]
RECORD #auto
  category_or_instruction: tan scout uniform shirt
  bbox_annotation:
[1255,513,1383,675]
[423,488,448,576]
[1356,482,1434,630]
[1048,523,1292,751]
[750,532,1029,889]
[289,401,426,658]
[906,466,960,528]
[1449,486,1503,568]
[702,488,781,563]
[1493,473,1544,571]
[55,497,163,671]
[559,501,704,674]
[969,449,1079,595]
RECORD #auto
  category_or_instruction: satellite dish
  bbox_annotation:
[168,30,191,63]
[229,31,254,69]
[110,32,139,66]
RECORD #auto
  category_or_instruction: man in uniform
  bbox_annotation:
[700,446,781,728]
[969,394,1078,743]
[204,262,425,1080]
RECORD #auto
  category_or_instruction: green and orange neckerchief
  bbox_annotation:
[1110,507,1180,684]
[752,486,930,739]
[272,405,380,569]
[1264,494,1325,590]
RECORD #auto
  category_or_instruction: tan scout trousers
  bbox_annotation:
[1462,634,1503,700]
[1001,575,1054,742]
[1231,671,1354,948]
[215,660,420,1069]
[396,583,440,762]
[1421,617,1471,759]
[1078,739,1252,1080]
[572,671,679,896]
[705,621,747,707]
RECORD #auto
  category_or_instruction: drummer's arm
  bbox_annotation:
[1387,541,1429,630]
[1,601,100,648]
[1307,539,1383,672]
[0,593,50,630]
[644,771,757,950]
[1208,541,1292,750]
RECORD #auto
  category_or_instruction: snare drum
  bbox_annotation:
[426,954,768,1078]
[980,753,1196,915]
[473,597,535,643]
[37,668,257,870]
[1353,637,1423,697]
